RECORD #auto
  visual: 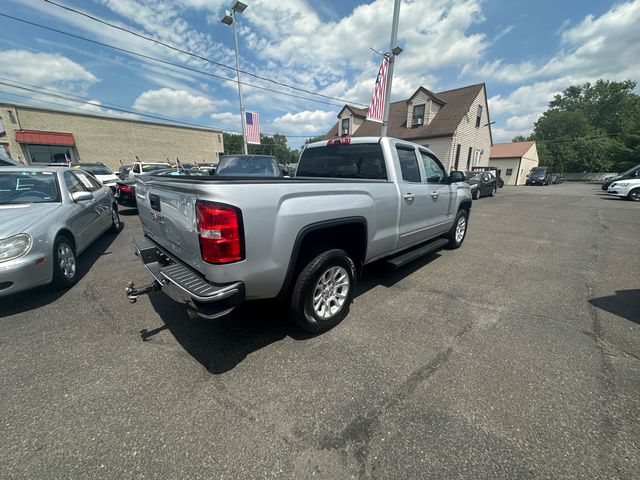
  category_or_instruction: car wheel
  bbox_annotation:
[628,188,640,202]
[109,204,122,233]
[489,186,496,197]
[290,249,356,333]
[446,209,468,250]
[52,235,78,288]
[473,188,481,200]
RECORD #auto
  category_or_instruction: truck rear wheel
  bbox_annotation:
[290,249,356,332]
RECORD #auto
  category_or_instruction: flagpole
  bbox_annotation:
[381,0,401,137]
[231,9,248,155]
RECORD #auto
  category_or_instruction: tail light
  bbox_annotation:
[117,184,132,193]
[196,200,243,264]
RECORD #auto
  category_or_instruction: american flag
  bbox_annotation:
[366,57,389,124]
[64,152,72,167]
[245,111,261,144]
[176,157,185,171]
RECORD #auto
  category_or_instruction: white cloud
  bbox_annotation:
[271,110,335,134]
[0,49,98,93]
[133,88,222,117]
[210,111,242,132]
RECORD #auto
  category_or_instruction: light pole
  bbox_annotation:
[381,0,401,137]
[221,1,248,155]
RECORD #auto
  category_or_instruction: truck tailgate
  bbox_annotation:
[136,178,206,274]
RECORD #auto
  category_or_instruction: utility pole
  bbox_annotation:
[381,0,401,137]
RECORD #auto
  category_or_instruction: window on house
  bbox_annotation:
[454,144,461,170]
[505,168,513,176]
[341,118,350,136]
[27,144,73,164]
[412,104,425,126]
[466,147,473,170]
[475,105,482,128]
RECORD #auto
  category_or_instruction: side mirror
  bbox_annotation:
[71,191,92,202]
[450,171,465,183]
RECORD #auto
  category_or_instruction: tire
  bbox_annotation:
[473,188,481,200]
[109,203,122,233]
[52,235,78,288]
[446,209,468,249]
[628,188,640,202]
[289,249,356,332]
[489,186,496,197]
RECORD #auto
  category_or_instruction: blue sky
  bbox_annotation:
[1,0,638,149]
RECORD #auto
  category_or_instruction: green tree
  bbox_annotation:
[511,134,530,143]
[222,132,299,164]
[531,80,640,172]
[304,135,325,144]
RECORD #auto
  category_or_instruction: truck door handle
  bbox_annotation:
[430,191,439,199]
[403,193,415,201]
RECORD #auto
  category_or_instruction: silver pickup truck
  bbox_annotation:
[126,137,472,332]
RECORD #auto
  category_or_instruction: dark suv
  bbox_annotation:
[526,166,553,186]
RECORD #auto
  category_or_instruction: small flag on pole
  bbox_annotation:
[366,57,389,124]
[245,111,261,144]
[65,152,72,167]
[176,157,185,171]
[134,155,141,162]
[193,160,201,170]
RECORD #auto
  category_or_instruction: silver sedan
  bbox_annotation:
[0,166,121,297]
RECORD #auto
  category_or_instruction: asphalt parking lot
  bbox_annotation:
[1,182,639,479]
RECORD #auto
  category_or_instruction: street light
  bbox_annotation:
[221,1,249,154]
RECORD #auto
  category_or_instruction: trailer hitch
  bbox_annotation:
[126,280,162,303]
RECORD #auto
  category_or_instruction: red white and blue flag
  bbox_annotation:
[245,111,261,144]
[176,157,185,171]
[366,57,389,123]
[64,152,72,167]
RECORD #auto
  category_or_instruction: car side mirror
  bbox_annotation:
[71,191,92,202]
[449,171,465,183]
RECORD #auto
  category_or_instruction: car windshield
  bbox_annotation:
[216,156,280,177]
[531,169,546,176]
[142,163,172,172]
[619,164,640,176]
[77,165,113,175]
[0,172,61,204]
[466,172,483,181]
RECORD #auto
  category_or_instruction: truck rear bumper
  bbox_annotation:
[130,235,244,319]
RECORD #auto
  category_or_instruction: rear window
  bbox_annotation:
[77,165,112,175]
[216,156,280,177]
[297,143,387,180]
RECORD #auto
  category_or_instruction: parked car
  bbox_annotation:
[74,163,118,191]
[128,161,172,180]
[471,166,504,188]
[466,171,497,199]
[551,174,565,184]
[215,155,283,177]
[607,178,640,201]
[0,166,120,297]
[601,164,640,190]
[526,166,553,186]
[114,179,137,208]
[126,136,471,332]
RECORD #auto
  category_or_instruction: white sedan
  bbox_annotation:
[607,178,640,201]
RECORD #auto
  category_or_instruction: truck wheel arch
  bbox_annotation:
[277,217,367,300]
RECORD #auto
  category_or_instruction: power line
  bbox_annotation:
[0,12,345,108]
[42,0,368,108]
[0,80,327,138]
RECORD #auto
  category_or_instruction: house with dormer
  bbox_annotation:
[324,83,493,172]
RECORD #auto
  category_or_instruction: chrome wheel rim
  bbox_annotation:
[312,266,350,319]
[631,190,640,201]
[58,242,76,279]
[112,206,121,229]
[455,216,466,243]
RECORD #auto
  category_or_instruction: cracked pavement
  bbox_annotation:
[1,183,639,479]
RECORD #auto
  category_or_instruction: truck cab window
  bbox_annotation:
[396,146,421,183]
[419,150,446,184]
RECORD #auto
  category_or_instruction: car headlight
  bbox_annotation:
[618,182,629,187]
[470,183,479,189]
[0,234,32,262]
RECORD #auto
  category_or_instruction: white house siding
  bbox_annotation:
[488,158,520,185]
[417,136,453,170]
[407,92,442,127]
[450,86,492,172]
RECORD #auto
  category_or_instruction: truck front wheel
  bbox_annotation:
[290,249,356,332]
[445,209,468,249]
